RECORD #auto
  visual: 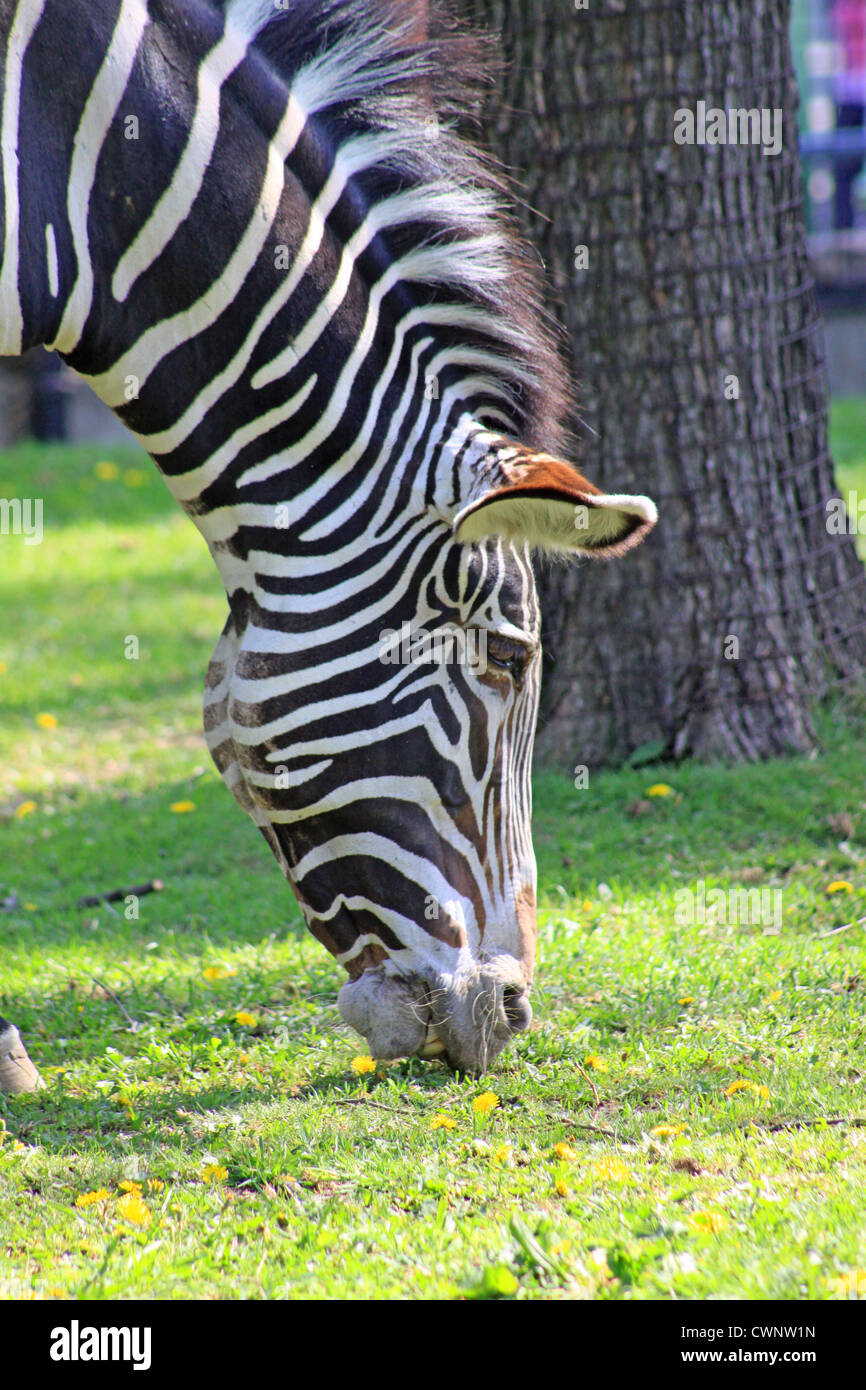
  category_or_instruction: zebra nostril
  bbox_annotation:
[503,986,532,1034]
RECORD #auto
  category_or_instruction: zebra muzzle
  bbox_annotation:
[337,967,430,1060]
[338,965,531,1072]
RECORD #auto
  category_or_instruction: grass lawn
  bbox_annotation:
[1,408,865,1301]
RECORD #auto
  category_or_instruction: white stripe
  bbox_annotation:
[235,295,507,505]
[294,834,478,956]
[294,345,518,545]
[0,0,47,354]
[44,224,58,298]
[264,775,489,896]
[209,537,432,643]
[243,757,333,789]
[213,332,438,541]
[258,710,441,760]
[224,0,279,37]
[86,92,307,406]
[249,132,416,392]
[197,410,480,617]
[111,23,252,303]
[130,129,431,456]
[50,0,149,353]
[251,186,509,394]
[155,372,316,499]
[336,930,395,968]
[293,833,479,942]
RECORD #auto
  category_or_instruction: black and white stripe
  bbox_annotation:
[0,0,655,1075]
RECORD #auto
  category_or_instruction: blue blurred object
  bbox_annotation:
[794,0,866,235]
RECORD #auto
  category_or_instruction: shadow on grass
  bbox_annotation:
[4,1078,280,1156]
[3,1040,460,1163]
[292,1059,456,1104]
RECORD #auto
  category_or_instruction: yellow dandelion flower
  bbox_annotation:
[146,1178,164,1192]
[123,469,145,487]
[687,1209,727,1234]
[827,880,853,894]
[0,661,6,675]
[766,989,782,1003]
[472,1091,499,1115]
[584,1054,608,1072]
[234,1011,256,1027]
[491,1143,513,1165]
[431,1113,457,1131]
[75,1188,111,1208]
[595,1156,630,1182]
[94,460,119,480]
[553,1142,578,1161]
[238,1052,249,1066]
[202,966,236,981]
[555,1177,569,1196]
[679,996,694,1006]
[35,712,58,729]
[724,1080,769,1100]
[582,898,593,912]
[650,1124,686,1138]
[725,1079,751,1096]
[646,783,674,797]
[202,1163,228,1183]
[117,1192,151,1225]
[14,800,37,818]
[827,1269,866,1299]
[350,1054,376,1074]
[118,1180,142,1193]
[170,800,195,814]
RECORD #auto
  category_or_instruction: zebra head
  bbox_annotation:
[303,442,656,1073]
[215,430,656,1075]
[0,0,657,1077]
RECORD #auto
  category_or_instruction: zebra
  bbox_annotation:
[0,0,656,1087]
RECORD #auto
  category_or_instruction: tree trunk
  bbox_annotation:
[459,0,866,765]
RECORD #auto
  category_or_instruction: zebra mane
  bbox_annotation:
[217,0,573,455]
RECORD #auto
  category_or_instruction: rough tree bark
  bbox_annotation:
[459,0,866,765]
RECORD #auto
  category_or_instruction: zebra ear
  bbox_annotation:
[453,449,657,558]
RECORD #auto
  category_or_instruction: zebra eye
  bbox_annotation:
[484,635,530,685]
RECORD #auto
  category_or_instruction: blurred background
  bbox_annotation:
[794,0,866,393]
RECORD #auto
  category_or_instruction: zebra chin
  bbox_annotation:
[337,963,533,1076]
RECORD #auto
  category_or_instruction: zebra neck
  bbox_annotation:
[155,416,502,604]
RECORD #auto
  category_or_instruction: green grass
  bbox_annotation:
[1,419,865,1301]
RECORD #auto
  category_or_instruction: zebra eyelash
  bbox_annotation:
[483,635,532,683]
